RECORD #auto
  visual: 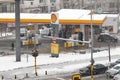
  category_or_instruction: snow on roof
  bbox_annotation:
[57,9,91,19]
[97,14,119,18]
[0,13,50,19]
[0,9,106,24]
[80,14,107,20]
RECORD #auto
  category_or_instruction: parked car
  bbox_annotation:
[106,64,120,78]
[115,59,120,64]
[92,48,100,53]
[110,59,120,68]
[113,73,120,80]
[97,33,118,43]
[79,64,107,76]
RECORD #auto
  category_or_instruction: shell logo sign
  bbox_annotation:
[51,12,59,24]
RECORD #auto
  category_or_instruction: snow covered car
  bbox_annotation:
[106,64,120,78]
[113,73,120,80]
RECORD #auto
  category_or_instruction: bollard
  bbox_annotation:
[2,75,4,80]
[35,72,38,76]
[26,73,28,78]
[15,75,17,79]
[45,71,47,75]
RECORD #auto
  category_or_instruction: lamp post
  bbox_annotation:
[90,0,94,80]
[15,0,21,62]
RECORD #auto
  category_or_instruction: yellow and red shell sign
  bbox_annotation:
[51,13,59,24]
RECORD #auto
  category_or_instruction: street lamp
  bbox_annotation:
[90,0,94,80]
[15,0,21,62]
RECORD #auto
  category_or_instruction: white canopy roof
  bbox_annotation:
[80,14,106,20]
[0,13,50,19]
[57,9,91,19]
[0,9,107,24]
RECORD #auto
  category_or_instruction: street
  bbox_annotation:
[22,73,112,80]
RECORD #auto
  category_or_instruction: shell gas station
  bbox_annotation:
[0,9,119,55]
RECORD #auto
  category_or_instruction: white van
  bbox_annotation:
[39,26,51,36]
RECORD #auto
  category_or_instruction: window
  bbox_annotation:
[23,0,34,1]
[50,0,56,3]
[31,2,33,5]
[0,3,2,12]
[50,7,56,12]
[64,3,69,8]
[39,0,44,3]
[96,4,101,8]
[64,0,69,1]
[21,0,24,4]
[40,6,48,13]
[109,2,115,8]
[2,4,7,12]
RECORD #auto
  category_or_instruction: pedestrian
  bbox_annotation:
[11,42,14,51]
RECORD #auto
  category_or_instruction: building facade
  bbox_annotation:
[0,0,119,13]
[0,0,15,13]
[87,0,120,13]
[21,0,61,13]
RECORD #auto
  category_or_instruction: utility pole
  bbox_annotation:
[15,0,21,61]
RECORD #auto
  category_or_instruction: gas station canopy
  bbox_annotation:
[0,9,107,24]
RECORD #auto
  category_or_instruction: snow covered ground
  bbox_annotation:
[0,47,120,76]
[0,33,120,77]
